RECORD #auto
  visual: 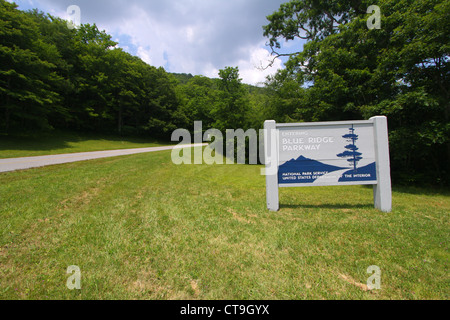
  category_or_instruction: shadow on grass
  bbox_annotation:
[0,133,72,152]
[392,185,450,196]
[0,130,171,153]
[280,203,374,210]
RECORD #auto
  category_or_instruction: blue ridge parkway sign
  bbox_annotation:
[264,116,392,212]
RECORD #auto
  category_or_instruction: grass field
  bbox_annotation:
[0,147,449,300]
[0,131,170,159]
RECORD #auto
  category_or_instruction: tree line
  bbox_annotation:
[1,0,448,186]
[0,1,266,139]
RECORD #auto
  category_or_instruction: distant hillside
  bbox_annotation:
[171,72,268,95]
[170,73,194,84]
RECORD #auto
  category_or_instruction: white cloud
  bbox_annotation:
[14,0,290,85]
[239,47,284,86]
[136,46,152,66]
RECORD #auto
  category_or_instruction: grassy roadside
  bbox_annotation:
[0,131,172,159]
[0,148,449,299]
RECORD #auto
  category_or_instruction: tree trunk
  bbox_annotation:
[4,105,10,133]
[4,76,11,133]
[118,103,123,135]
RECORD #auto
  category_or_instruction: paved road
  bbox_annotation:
[0,144,206,173]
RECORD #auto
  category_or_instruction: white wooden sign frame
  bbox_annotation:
[264,116,392,212]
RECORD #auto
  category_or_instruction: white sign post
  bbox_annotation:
[264,116,392,212]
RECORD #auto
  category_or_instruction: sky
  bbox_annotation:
[8,0,306,86]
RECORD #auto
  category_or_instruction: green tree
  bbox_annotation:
[27,9,80,129]
[70,24,118,131]
[0,0,61,132]
[175,75,218,130]
[212,66,250,132]
[265,70,309,123]
[0,2,185,140]
[264,0,449,185]
[142,67,180,137]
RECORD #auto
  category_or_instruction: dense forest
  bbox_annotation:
[0,0,448,186]
[0,1,268,137]
[263,0,449,186]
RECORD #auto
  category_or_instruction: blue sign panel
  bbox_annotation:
[277,122,377,186]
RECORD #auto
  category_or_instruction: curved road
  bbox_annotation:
[0,143,206,173]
